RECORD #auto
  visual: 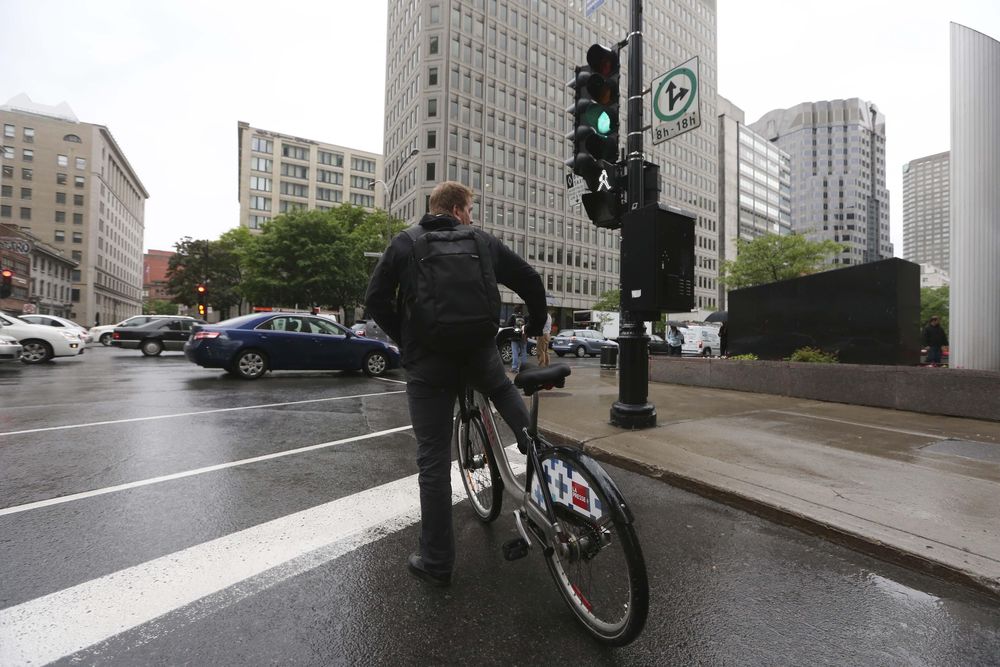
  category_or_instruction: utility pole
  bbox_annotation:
[610,0,656,429]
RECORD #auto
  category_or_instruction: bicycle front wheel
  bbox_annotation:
[454,413,503,522]
[533,452,649,646]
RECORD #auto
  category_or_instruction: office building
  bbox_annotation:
[950,23,1000,371]
[382,0,721,320]
[902,151,949,271]
[717,95,791,308]
[1,94,148,326]
[143,249,174,302]
[237,122,385,232]
[750,98,892,266]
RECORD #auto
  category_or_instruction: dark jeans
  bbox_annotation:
[668,345,682,356]
[405,345,530,574]
[926,345,943,364]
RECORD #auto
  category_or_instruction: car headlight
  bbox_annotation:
[60,331,79,341]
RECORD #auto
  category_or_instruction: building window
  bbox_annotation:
[429,36,439,54]
[75,157,85,169]
[249,196,271,211]
[23,128,34,143]
[281,144,309,160]
[2,124,13,138]
[251,157,272,172]
[56,192,66,204]
[2,146,13,160]
[55,211,66,223]
[72,176,84,189]
[0,205,10,218]
[430,5,441,23]
[71,251,81,261]
[1,165,10,178]
[20,187,31,200]
[22,168,32,181]
[19,207,30,220]
[248,214,270,229]
[72,232,83,244]
[426,162,436,181]
[426,130,437,149]
[57,173,67,185]
[318,150,343,167]
[427,98,438,117]
[279,200,307,213]
[317,169,343,185]
[349,193,374,207]
[72,213,82,224]
[1,184,10,198]
[57,154,68,167]
[74,194,84,206]
[251,136,273,153]
[22,149,33,162]
[350,175,374,189]
[316,187,343,203]
[63,134,81,143]
[55,230,65,242]
[249,176,271,192]
[428,67,438,86]
[280,163,309,179]
[351,157,376,173]
[280,181,309,197]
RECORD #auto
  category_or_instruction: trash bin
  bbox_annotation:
[600,344,618,369]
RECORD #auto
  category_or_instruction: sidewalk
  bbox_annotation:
[537,365,1000,597]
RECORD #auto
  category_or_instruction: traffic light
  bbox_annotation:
[1,268,13,299]
[566,44,621,188]
[196,284,207,317]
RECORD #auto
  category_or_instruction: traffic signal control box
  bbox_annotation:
[621,205,695,320]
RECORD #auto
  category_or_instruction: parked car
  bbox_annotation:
[0,334,22,362]
[350,319,395,345]
[681,325,721,357]
[111,317,206,356]
[91,315,193,346]
[0,312,85,363]
[648,333,671,355]
[20,314,93,344]
[184,312,402,379]
[496,327,538,364]
[551,329,617,358]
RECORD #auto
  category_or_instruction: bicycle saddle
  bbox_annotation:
[514,364,571,395]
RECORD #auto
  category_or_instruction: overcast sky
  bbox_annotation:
[3,0,998,255]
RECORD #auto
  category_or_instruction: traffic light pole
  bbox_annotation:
[610,0,656,429]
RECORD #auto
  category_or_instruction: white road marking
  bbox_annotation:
[0,425,414,517]
[373,375,407,385]
[0,448,524,666]
[0,390,405,438]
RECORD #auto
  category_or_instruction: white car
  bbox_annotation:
[20,314,92,344]
[91,315,192,346]
[0,313,85,363]
[0,334,22,363]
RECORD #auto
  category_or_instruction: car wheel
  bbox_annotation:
[500,341,512,364]
[100,333,113,346]
[141,339,164,357]
[575,345,587,358]
[363,350,388,377]
[235,349,268,379]
[528,343,537,356]
[20,340,53,364]
[702,347,712,357]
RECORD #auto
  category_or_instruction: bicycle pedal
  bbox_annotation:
[502,537,529,561]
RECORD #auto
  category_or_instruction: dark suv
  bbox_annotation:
[111,317,207,356]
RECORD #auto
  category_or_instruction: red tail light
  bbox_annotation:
[193,331,221,340]
[113,332,120,339]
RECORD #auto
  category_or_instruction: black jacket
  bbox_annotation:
[922,323,948,347]
[364,214,546,365]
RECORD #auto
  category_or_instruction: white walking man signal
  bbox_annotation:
[597,169,612,191]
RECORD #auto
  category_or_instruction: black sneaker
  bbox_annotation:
[407,553,451,587]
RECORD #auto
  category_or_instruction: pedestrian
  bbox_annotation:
[506,305,528,373]
[667,324,684,356]
[719,322,728,358]
[922,315,948,366]
[537,311,553,367]
[365,181,546,588]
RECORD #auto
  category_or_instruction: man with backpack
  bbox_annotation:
[506,305,528,373]
[365,181,546,587]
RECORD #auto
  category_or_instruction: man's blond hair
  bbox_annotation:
[429,181,473,215]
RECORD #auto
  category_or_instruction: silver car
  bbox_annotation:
[551,329,617,358]
[0,334,22,362]
[20,314,92,344]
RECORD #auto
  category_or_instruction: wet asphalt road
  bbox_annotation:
[1,346,1000,666]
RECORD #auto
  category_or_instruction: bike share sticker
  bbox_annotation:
[531,457,604,521]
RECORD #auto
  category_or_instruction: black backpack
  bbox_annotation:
[403,224,501,349]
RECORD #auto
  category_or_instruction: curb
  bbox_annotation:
[538,425,1000,601]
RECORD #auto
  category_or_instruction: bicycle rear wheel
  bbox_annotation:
[454,413,503,522]
[533,451,649,645]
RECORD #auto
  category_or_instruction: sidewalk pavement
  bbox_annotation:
[537,365,1000,598]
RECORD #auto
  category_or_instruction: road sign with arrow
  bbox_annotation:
[650,56,700,144]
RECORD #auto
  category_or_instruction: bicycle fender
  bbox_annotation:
[546,445,636,525]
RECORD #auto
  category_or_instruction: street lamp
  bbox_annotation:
[370,148,420,249]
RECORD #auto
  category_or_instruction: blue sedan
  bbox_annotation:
[184,312,401,379]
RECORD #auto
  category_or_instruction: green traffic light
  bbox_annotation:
[597,111,611,136]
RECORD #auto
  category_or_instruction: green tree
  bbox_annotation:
[920,285,949,333]
[591,289,620,311]
[143,299,177,315]
[241,206,399,311]
[165,236,245,318]
[720,234,845,289]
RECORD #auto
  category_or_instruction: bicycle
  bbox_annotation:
[453,363,649,646]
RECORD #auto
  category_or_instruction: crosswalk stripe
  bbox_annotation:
[0,448,523,665]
